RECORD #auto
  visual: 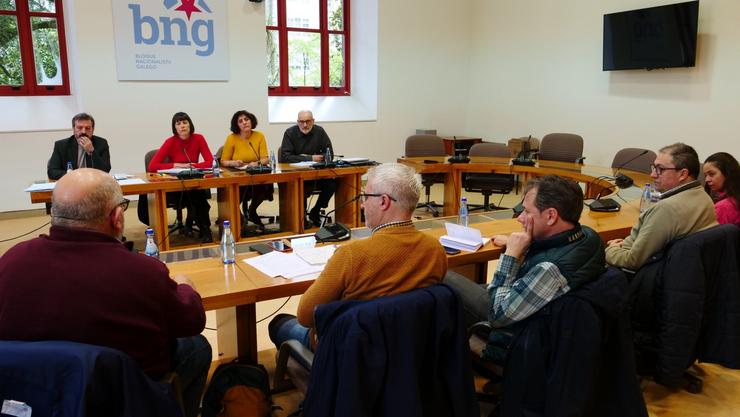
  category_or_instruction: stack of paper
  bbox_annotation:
[289,161,317,168]
[294,245,336,265]
[244,248,336,279]
[24,183,56,192]
[439,222,490,252]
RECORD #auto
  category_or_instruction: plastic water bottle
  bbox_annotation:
[325,147,332,163]
[459,197,469,227]
[270,150,277,172]
[66,161,73,174]
[212,155,221,177]
[221,220,236,264]
[639,184,653,213]
[144,228,159,259]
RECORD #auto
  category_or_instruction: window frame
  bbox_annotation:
[267,0,350,97]
[0,0,70,96]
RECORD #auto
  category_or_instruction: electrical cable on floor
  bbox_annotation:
[256,296,292,324]
[0,221,51,243]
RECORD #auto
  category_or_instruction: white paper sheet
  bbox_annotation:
[294,245,336,265]
[289,161,317,168]
[118,178,147,186]
[244,251,325,279]
[24,183,55,192]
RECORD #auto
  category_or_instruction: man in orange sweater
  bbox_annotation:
[269,163,448,348]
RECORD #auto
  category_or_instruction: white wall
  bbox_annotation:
[0,0,472,212]
[464,0,740,167]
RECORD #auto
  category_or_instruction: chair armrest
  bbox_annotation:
[274,340,315,392]
[468,320,493,338]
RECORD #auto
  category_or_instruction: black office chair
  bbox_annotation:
[137,149,192,234]
[405,134,446,217]
[464,142,516,212]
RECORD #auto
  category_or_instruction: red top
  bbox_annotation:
[147,133,214,172]
[0,227,206,376]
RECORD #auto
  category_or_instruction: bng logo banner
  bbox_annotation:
[112,0,229,80]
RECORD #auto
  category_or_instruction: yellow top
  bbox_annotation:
[221,131,268,163]
[296,224,448,327]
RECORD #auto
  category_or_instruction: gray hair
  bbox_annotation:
[367,163,421,213]
[51,177,122,227]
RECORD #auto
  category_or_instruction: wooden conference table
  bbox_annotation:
[28,163,368,250]
[161,160,650,363]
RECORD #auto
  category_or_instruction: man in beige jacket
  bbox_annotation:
[605,143,717,270]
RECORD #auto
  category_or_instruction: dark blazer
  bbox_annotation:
[303,285,479,417]
[0,340,182,417]
[47,135,111,179]
[631,224,740,387]
[497,267,648,417]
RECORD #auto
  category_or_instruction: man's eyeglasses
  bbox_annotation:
[112,198,130,215]
[359,193,397,202]
[297,119,314,125]
[650,164,681,175]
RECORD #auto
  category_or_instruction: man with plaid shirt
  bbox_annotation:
[445,175,605,328]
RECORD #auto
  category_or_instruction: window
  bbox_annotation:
[266,0,349,96]
[0,0,69,96]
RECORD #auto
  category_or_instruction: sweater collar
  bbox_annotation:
[659,180,701,200]
[371,220,414,234]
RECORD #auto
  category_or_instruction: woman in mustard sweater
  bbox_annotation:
[220,110,274,232]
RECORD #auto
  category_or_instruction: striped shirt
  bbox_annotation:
[487,254,570,327]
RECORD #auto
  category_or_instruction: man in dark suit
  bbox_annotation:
[47,112,111,180]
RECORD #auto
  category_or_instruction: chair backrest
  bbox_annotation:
[0,340,181,417]
[539,133,584,162]
[405,134,446,157]
[611,148,656,174]
[468,142,511,158]
[303,285,479,417]
[215,145,224,161]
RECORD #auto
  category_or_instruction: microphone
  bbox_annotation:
[177,147,204,179]
[314,194,360,242]
[512,135,536,166]
[246,142,271,174]
[613,150,649,189]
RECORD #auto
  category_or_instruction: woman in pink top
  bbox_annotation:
[703,152,740,226]
[149,112,215,242]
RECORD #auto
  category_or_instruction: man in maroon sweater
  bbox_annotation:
[0,169,210,417]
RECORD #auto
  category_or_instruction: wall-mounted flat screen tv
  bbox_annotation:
[603,1,699,71]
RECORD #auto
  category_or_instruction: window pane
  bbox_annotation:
[28,0,55,13]
[286,0,318,29]
[327,0,343,31]
[287,31,320,87]
[328,34,344,87]
[31,17,62,85]
[266,29,280,87]
[265,0,277,26]
[0,0,16,11]
[0,15,23,86]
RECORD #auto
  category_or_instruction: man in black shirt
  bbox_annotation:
[280,110,336,227]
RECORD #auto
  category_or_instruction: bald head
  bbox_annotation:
[51,169,124,236]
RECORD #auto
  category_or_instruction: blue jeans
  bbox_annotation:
[172,334,212,417]
[268,314,312,369]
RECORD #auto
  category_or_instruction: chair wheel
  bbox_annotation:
[432,212,440,217]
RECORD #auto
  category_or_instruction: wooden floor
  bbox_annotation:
[3,187,739,416]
